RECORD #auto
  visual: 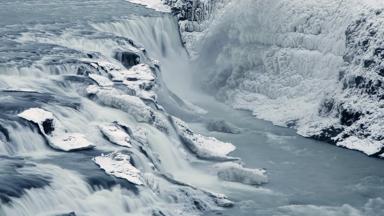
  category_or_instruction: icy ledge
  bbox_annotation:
[99,123,132,148]
[93,151,144,185]
[171,116,237,161]
[18,108,94,151]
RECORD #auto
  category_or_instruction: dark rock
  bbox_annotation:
[42,118,54,135]
[340,109,361,126]
[114,51,140,68]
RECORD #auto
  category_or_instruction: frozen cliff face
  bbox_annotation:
[303,9,384,156]
[182,0,384,156]
[163,0,229,57]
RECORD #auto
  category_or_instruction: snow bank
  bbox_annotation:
[93,151,143,185]
[171,117,236,160]
[18,108,94,151]
[215,162,268,186]
[125,0,171,13]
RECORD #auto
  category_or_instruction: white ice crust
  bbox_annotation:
[215,162,268,185]
[99,123,132,148]
[89,74,114,87]
[18,108,94,151]
[172,117,236,160]
[93,151,144,185]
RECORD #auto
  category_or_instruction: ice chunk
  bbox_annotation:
[99,123,132,148]
[18,108,94,151]
[215,162,268,186]
[49,133,94,152]
[93,151,143,185]
[171,117,236,161]
[88,74,114,87]
[17,108,54,127]
[206,120,241,134]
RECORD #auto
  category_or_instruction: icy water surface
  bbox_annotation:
[184,97,384,216]
[0,0,384,216]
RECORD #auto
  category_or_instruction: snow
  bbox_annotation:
[88,74,114,87]
[171,117,236,160]
[206,119,240,134]
[121,64,155,81]
[18,108,94,151]
[93,151,143,185]
[215,162,268,185]
[89,86,154,123]
[99,123,132,148]
[17,108,54,125]
[337,137,383,156]
[180,0,384,156]
[125,0,171,13]
[49,133,94,152]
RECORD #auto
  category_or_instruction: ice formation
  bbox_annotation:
[171,117,236,161]
[215,162,268,186]
[206,119,241,134]
[99,123,132,148]
[171,0,384,156]
[93,151,144,185]
[18,108,94,151]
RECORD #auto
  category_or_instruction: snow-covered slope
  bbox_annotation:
[170,0,384,156]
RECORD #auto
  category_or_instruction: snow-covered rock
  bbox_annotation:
[89,87,154,123]
[18,108,94,151]
[206,119,240,134]
[215,162,268,186]
[171,117,236,160]
[48,133,94,152]
[109,63,155,83]
[93,151,144,185]
[17,108,54,129]
[88,74,114,87]
[117,122,149,144]
[99,123,132,147]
